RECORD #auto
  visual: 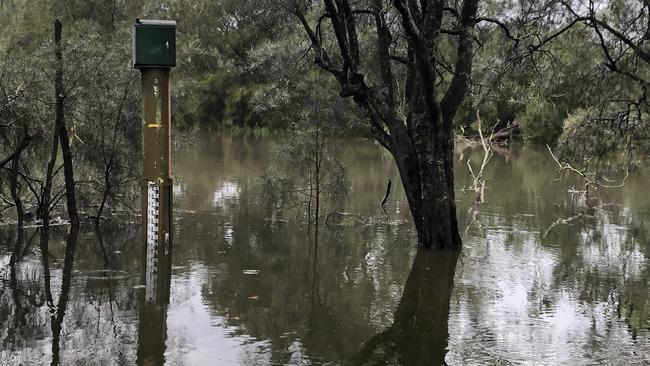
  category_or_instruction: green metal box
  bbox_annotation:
[133,19,176,68]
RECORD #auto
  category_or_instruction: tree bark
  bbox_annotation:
[295,0,479,249]
[392,124,461,250]
[54,19,79,227]
[10,150,25,227]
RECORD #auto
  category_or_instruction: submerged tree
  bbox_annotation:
[285,0,481,249]
[262,102,350,236]
[0,11,141,226]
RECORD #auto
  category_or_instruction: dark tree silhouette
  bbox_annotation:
[292,0,480,249]
[54,19,79,227]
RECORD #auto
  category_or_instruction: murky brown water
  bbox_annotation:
[1,133,649,365]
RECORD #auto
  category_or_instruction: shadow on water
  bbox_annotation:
[348,249,459,366]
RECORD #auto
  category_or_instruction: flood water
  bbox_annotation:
[1,133,649,365]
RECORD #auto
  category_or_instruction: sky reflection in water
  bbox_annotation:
[1,134,649,365]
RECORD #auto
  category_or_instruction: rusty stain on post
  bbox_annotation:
[141,68,172,181]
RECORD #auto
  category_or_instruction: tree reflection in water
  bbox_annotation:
[41,226,79,366]
[1,138,649,364]
[349,249,459,366]
[5,228,38,350]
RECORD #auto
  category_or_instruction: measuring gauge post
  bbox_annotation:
[134,19,176,305]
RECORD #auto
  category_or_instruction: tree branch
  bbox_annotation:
[441,0,479,124]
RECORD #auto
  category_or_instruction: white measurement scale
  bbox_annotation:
[145,181,159,301]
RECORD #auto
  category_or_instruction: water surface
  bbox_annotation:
[1,134,649,365]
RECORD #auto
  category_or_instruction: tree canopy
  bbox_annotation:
[0,0,648,225]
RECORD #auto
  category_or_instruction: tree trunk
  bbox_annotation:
[294,0,478,249]
[41,126,58,226]
[95,163,112,226]
[391,120,461,250]
[54,19,79,227]
[10,146,24,227]
[9,126,30,226]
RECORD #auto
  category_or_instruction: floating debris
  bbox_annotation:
[243,270,260,275]
[263,218,288,224]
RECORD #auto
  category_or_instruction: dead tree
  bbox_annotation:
[547,144,629,197]
[462,111,493,204]
[54,19,79,227]
[461,111,493,233]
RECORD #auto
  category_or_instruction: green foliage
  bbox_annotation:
[1,0,648,219]
[556,106,650,171]
[517,97,565,144]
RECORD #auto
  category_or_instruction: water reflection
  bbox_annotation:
[136,227,172,366]
[0,135,649,365]
[349,249,459,366]
[1,224,141,364]
[45,226,79,366]
[5,229,38,350]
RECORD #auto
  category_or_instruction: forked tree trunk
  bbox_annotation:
[295,0,478,250]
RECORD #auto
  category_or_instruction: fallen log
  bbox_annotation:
[490,122,519,144]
